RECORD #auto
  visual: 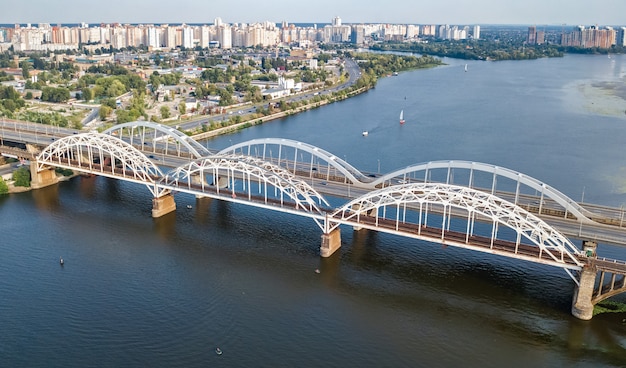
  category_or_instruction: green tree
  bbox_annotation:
[178,102,186,115]
[41,86,70,103]
[104,79,127,97]
[218,87,234,106]
[160,105,171,119]
[99,105,112,120]
[82,88,93,101]
[12,167,31,187]
[115,109,132,124]
[21,61,31,79]
[0,177,8,194]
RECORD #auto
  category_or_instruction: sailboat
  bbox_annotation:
[399,110,405,124]
[464,64,468,72]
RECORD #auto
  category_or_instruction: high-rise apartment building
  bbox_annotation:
[527,26,537,44]
[473,25,480,40]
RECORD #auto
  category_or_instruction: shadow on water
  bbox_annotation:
[329,228,626,366]
[31,183,60,212]
[566,316,626,366]
[77,175,98,199]
[153,210,177,240]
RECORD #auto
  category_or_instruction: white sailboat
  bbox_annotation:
[399,110,405,124]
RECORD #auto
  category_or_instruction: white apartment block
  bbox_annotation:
[1,19,489,51]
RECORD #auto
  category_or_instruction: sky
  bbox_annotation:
[2,0,625,26]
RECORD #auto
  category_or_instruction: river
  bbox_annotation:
[1,54,626,367]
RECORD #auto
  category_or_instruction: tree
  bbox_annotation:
[99,105,112,120]
[21,61,31,79]
[12,167,31,187]
[160,105,171,119]
[82,88,93,101]
[0,177,8,195]
[178,102,186,115]
[41,86,70,103]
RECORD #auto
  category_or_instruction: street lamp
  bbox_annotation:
[581,186,585,203]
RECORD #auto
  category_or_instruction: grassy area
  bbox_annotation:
[593,300,626,316]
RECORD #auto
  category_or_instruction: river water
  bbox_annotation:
[2,54,626,367]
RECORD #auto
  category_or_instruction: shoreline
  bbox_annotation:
[189,86,370,141]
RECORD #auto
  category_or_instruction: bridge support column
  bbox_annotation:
[320,228,341,257]
[350,204,376,231]
[152,194,176,218]
[29,162,58,189]
[571,241,598,320]
[217,177,229,188]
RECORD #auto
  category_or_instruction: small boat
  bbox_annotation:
[392,72,399,76]
[315,269,321,274]
[215,348,222,355]
[186,205,192,209]
[464,64,468,72]
[399,110,405,125]
[59,257,64,266]
[362,131,368,136]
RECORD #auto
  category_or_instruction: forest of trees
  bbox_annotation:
[370,40,565,60]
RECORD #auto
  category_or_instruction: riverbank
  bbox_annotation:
[5,169,77,194]
[188,53,442,140]
[190,86,370,141]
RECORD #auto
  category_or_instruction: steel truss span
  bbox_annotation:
[104,121,211,159]
[221,140,591,225]
[37,132,167,196]
[331,182,584,277]
[372,160,595,224]
[219,138,368,185]
[162,154,330,225]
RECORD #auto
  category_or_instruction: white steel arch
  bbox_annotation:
[161,154,330,226]
[372,160,595,224]
[38,133,167,197]
[332,182,584,272]
[219,138,367,185]
[104,121,211,158]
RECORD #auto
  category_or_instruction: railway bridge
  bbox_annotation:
[3,120,626,320]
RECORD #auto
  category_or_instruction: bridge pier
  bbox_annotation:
[351,204,376,231]
[29,162,58,189]
[320,228,341,257]
[152,194,176,218]
[571,241,598,320]
[217,177,229,188]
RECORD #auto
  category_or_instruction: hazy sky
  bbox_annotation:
[2,0,625,26]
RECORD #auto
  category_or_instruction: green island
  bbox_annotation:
[371,40,626,61]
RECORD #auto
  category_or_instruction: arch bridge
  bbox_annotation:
[27,130,626,321]
[218,139,598,228]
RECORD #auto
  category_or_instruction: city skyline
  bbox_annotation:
[3,0,626,26]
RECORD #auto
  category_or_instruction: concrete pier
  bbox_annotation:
[152,194,176,218]
[29,162,58,189]
[320,228,341,257]
[571,241,598,320]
